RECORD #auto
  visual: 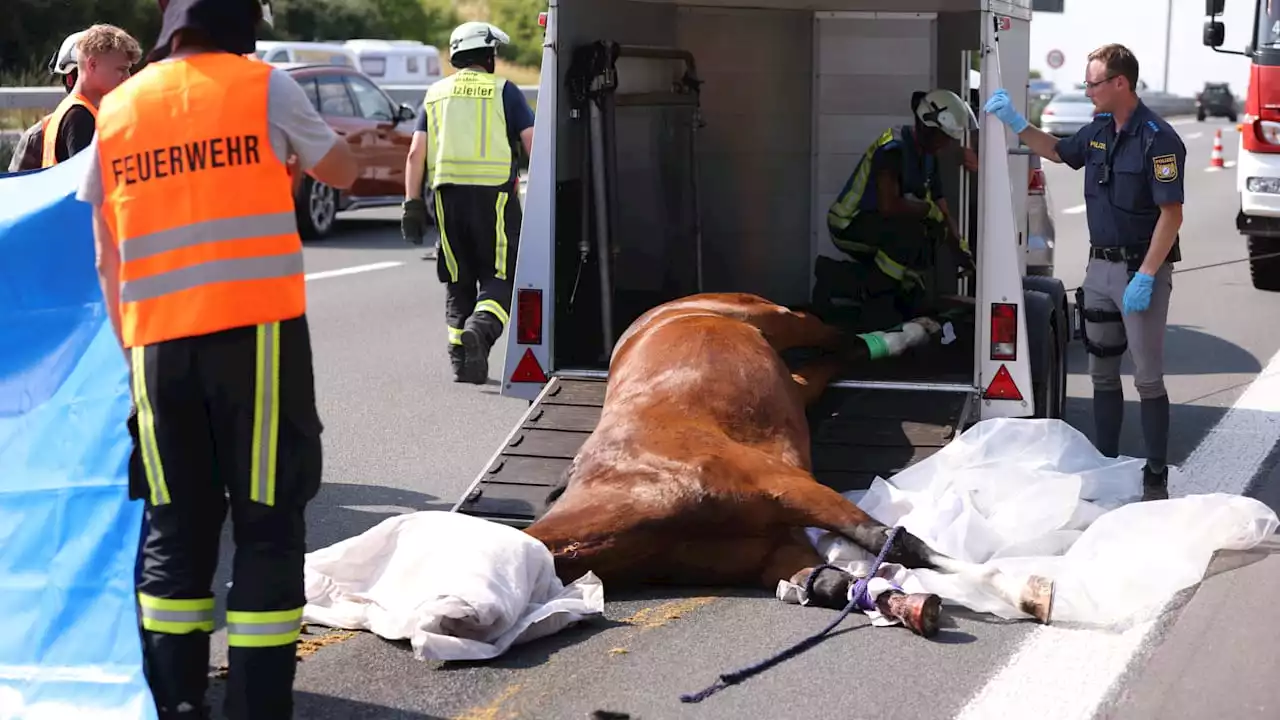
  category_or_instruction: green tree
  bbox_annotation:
[487,0,546,67]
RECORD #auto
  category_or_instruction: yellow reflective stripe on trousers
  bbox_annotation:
[475,299,509,326]
[250,322,281,506]
[130,346,170,506]
[138,592,214,634]
[448,326,464,346]
[120,252,304,304]
[873,250,923,288]
[225,607,303,648]
[494,191,509,280]
[434,192,458,282]
[119,212,297,263]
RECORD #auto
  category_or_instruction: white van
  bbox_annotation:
[343,39,443,86]
[254,41,358,68]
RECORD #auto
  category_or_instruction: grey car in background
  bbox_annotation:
[1039,92,1097,137]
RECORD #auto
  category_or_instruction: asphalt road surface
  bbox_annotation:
[195,116,1280,720]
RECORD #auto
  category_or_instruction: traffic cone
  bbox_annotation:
[1210,129,1225,168]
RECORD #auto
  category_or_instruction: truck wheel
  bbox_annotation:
[1248,235,1280,292]
[295,176,338,240]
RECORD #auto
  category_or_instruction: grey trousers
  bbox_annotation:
[1080,258,1173,398]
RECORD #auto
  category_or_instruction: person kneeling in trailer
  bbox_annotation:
[816,89,977,328]
[401,21,535,384]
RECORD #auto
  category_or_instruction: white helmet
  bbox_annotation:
[914,89,978,141]
[449,21,510,55]
[49,30,86,75]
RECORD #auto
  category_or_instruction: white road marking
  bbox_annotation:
[305,261,404,282]
[1062,204,1087,215]
[1204,160,1237,172]
[1184,132,1203,140]
[955,348,1280,720]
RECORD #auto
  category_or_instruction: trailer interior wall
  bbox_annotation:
[549,0,1011,367]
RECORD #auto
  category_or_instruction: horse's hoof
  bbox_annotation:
[1019,575,1055,624]
[881,591,942,638]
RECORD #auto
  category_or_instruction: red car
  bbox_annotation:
[279,62,422,238]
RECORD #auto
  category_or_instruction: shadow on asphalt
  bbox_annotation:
[1063,396,1228,468]
[303,481,453,552]
[294,692,448,720]
[301,216,433,251]
[1066,323,1262,379]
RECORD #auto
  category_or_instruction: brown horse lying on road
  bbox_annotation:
[523,292,1054,636]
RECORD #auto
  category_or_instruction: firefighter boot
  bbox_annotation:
[449,345,468,383]
[460,312,503,385]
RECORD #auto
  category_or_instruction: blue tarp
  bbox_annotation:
[0,153,156,718]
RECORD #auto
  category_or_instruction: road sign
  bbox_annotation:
[1047,49,1065,69]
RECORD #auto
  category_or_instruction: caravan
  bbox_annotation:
[344,39,444,86]
[254,41,358,68]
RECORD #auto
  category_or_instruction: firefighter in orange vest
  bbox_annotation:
[41,24,141,168]
[74,1,357,717]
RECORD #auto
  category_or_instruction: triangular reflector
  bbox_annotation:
[983,364,1023,401]
[510,348,548,383]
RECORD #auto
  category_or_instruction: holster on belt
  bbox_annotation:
[1074,285,1127,358]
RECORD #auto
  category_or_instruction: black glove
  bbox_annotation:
[401,198,428,245]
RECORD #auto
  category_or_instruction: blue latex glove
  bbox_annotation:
[1122,272,1154,314]
[983,89,1030,133]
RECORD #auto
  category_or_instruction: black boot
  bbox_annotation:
[1142,465,1169,501]
[448,345,467,383]
[460,312,502,385]
[1093,388,1125,458]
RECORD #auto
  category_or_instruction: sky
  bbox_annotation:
[1030,0,1258,97]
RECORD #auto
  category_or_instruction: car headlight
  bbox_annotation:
[1246,176,1280,194]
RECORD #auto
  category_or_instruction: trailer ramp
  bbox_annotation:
[453,376,975,528]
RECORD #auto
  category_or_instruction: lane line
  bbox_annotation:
[1062,204,1086,215]
[1184,132,1203,140]
[955,347,1280,720]
[1204,160,1237,172]
[305,261,404,282]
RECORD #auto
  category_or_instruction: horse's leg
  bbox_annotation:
[761,471,1055,624]
[791,353,859,407]
[758,530,945,637]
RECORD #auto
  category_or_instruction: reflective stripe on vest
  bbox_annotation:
[423,70,512,187]
[41,93,98,168]
[95,53,304,348]
[827,127,901,232]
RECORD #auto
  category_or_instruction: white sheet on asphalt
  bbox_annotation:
[787,418,1280,628]
[301,510,604,661]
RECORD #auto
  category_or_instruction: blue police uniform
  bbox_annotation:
[1055,99,1185,498]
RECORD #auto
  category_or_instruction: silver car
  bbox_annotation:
[1039,92,1097,137]
[1026,154,1056,276]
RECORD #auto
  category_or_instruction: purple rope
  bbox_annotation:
[679,526,902,704]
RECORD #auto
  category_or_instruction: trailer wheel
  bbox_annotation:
[1024,287,1066,419]
[1248,235,1280,292]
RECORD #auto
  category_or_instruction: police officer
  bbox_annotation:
[818,88,977,330]
[76,1,357,717]
[985,43,1184,502]
[401,21,535,384]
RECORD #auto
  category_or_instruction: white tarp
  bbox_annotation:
[301,510,605,661]
[789,418,1279,629]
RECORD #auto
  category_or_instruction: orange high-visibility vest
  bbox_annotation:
[95,53,305,348]
[41,92,97,167]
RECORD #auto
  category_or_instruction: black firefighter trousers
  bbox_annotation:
[126,315,323,720]
[433,182,522,379]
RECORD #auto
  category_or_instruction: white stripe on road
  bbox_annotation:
[956,348,1280,720]
[1184,132,1203,140]
[1062,204,1087,215]
[305,261,404,281]
[1204,161,1237,171]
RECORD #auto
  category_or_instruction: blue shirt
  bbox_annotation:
[855,125,945,215]
[414,76,536,184]
[1055,101,1185,248]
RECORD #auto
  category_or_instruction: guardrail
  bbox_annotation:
[0,84,539,112]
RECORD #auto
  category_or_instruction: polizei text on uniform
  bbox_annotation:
[111,134,263,186]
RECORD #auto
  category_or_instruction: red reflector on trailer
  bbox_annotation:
[990,302,1017,361]
[983,364,1023,401]
[516,288,542,345]
[511,348,548,383]
[538,12,548,27]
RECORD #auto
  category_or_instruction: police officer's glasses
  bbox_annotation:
[1083,74,1118,90]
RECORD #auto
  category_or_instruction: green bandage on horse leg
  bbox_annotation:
[857,332,890,360]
